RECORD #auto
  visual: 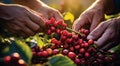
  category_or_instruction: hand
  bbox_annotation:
[72,0,105,32]
[87,18,120,51]
[32,2,63,21]
[0,4,45,37]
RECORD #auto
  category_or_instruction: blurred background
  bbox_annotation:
[41,0,95,18]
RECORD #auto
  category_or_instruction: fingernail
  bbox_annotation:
[87,35,94,39]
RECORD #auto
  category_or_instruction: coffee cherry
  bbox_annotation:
[74,58,80,64]
[52,49,59,55]
[37,52,42,57]
[74,45,80,50]
[97,54,104,59]
[50,26,56,32]
[62,49,69,55]
[11,52,21,61]
[17,59,27,66]
[42,51,48,58]
[46,48,53,55]
[84,43,89,47]
[3,56,11,63]
[85,52,90,58]
[88,39,94,45]
[68,52,76,59]
[79,48,85,53]
[47,29,52,35]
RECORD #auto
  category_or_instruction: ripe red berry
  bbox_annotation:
[57,20,64,25]
[74,45,80,50]
[77,39,83,44]
[68,52,76,59]
[50,26,56,32]
[53,22,58,27]
[52,49,59,55]
[66,38,72,44]
[50,17,55,23]
[41,51,48,57]
[74,58,80,64]
[56,41,62,45]
[37,52,42,57]
[88,39,94,45]
[62,49,69,55]
[83,30,89,35]
[47,29,52,35]
[67,33,72,38]
[85,52,90,58]
[79,48,85,53]
[3,56,11,63]
[79,29,85,33]
[46,48,53,55]
[51,38,57,43]
[84,43,89,47]
[69,47,74,51]
[72,35,78,40]
[60,35,67,41]
[56,29,61,34]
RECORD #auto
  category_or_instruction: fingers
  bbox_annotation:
[72,17,88,31]
[6,21,37,37]
[87,22,109,40]
[101,41,118,51]
[94,28,113,48]
[26,10,46,31]
[53,10,63,21]
[90,13,104,32]
[6,23,28,37]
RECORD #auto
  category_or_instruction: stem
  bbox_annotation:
[66,27,82,35]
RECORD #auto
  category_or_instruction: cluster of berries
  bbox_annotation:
[31,17,116,66]
[0,52,27,66]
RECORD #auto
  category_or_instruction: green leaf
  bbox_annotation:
[64,12,74,22]
[11,39,32,63]
[35,34,44,49]
[49,54,77,66]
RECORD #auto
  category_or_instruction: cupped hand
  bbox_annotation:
[0,4,45,37]
[87,18,120,51]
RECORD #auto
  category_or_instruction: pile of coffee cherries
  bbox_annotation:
[31,17,116,66]
[0,52,27,66]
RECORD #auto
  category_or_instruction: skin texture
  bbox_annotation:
[0,0,63,37]
[72,0,120,51]
[13,0,63,20]
[87,18,120,51]
[72,0,114,32]
[0,4,45,37]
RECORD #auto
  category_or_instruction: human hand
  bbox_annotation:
[31,1,63,21]
[0,4,45,37]
[87,18,120,51]
[72,0,105,32]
